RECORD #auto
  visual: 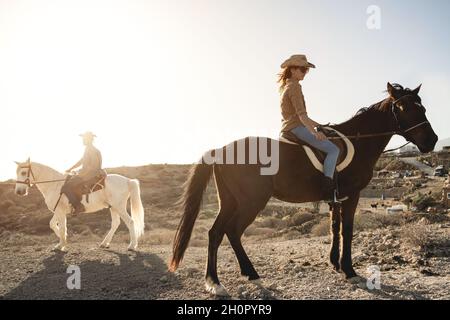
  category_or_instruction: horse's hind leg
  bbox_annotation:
[115,205,137,251]
[329,203,341,272]
[100,209,121,248]
[205,207,235,297]
[227,224,260,282]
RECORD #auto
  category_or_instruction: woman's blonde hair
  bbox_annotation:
[277,66,300,93]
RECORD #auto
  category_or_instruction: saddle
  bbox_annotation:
[66,169,107,202]
[280,128,347,164]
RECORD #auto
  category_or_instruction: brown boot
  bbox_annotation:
[321,176,336,202]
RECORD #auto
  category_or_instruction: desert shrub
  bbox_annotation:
[288,212,315,227]
[374,157,393,171]
[401,224,432,249]
[254,216,286,229]
[244,225,275,237]
[411,192,436,211]
[384,159,415,171]
[311,217,329,236]
[354,211,405,231]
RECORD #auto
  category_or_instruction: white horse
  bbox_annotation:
[14,158,145,251]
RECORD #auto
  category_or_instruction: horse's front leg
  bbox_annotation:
[52,211,68,251]
[329,202,341,272]
[339,192,360,279]
[49,214,60,237]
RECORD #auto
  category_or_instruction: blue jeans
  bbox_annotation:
[290,125,340,178]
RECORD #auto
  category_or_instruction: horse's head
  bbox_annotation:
[387,82,438,153]
[14,157,32,196]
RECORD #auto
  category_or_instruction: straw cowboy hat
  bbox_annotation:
[281,54,316,69]
[79,131,97,139]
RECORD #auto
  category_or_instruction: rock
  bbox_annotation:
[420,269,438,276]
[293,265,303,273]
[159,275,168,283]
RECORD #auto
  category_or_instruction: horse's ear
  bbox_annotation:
[412,84,422,96]
[387,82,399,99]
[387,82,397,98]
[14,161,20,166]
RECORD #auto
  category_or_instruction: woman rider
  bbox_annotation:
[278,54,340,200]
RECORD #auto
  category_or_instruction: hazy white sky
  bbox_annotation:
[1,0,450,180]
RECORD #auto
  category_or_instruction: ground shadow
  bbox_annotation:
[351,276,430,300]
[3,249,181,299]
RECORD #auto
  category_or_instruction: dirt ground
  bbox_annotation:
[1,162,449,300]
[0,224,449,300]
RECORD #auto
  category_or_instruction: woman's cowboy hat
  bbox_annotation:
[281,54,316,69]
[79,131,97,139]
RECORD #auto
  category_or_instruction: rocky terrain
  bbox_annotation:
[0,157,449,300]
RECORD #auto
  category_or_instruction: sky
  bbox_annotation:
[1,0,450,180]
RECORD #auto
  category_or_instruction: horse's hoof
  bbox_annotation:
[100,243,110,249]
[205,282,229,297]
[53,246,67,252]
[52,244,67,252]
[127,245,137,252]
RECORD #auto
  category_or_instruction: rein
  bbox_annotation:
[15,164,66,187]
[321,95,429,153]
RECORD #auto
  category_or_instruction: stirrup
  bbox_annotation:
[333,189,348,203]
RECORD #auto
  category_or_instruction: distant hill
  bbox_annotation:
[435,137,450,151]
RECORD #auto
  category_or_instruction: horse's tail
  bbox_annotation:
[169,162,213,272]
[128,179,145,238]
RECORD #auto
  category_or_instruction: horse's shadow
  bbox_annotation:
[3,249,181,299]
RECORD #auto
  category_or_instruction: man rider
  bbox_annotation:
[61,131,102,214]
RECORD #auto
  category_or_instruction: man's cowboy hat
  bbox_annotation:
[281,54,316,69]
[79,131,97,139]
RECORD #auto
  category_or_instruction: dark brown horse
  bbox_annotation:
[170,83,438,296]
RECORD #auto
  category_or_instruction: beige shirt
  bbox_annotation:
[79,145,102,179]
[280,78,308,132]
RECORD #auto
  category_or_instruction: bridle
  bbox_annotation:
[16,163,36,187]
[390,95,429,135]
[16,163,66,187]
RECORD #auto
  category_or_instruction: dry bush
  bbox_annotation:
[411,192,437,211]
[374,157,393,171]
[287,212,315,227]
[254,216,286,229]
[260,204,301,218]
[384,159,416,171]
[354,210,405,231]
[141,229,174,245]
[244,225,275,237]
[311,217,329,236]
[401,224,432,249]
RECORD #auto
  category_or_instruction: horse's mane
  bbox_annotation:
[31,162,64,177]
[337,83,415,127]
